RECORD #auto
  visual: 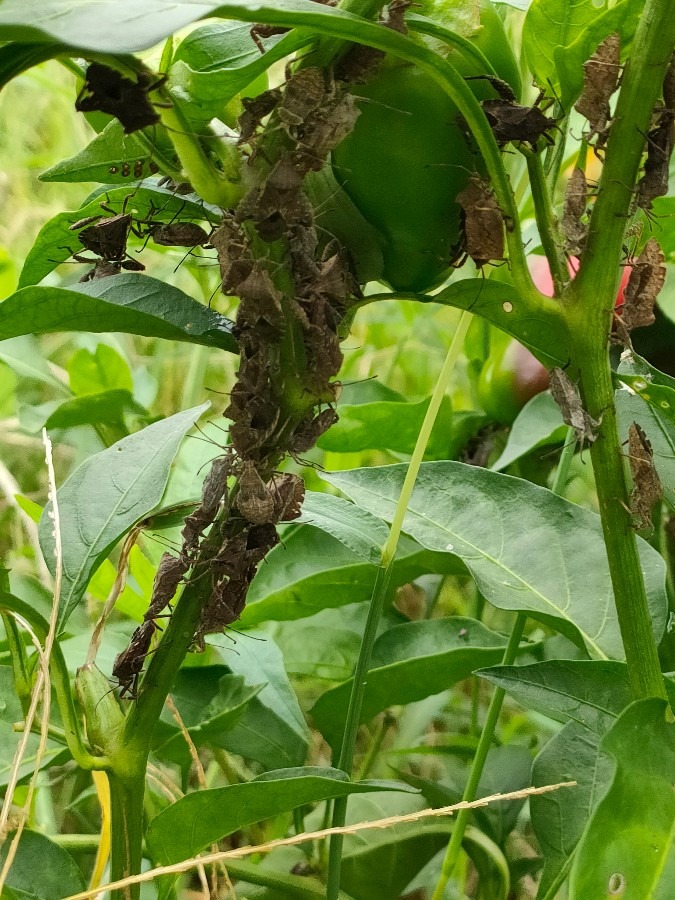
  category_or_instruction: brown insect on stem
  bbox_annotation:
[455,174,505,268]
[549,367,600,446]
[574,33,621,147]
[614,238,666,345]
[75,63,166,134]
[236,460,276,525]
[480,98,558,150]
[144,552,190,621]
[562,167,588,255]
[637,53,675,209]
[112,620,158,699]
[627,422,662,530]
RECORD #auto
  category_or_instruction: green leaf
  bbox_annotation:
[411,279,570,368]
[616,351,675,431]
[554,0,642,108]
[523,0,604,92]
[479,661,675,896]
[39,119,163,184]
[242,525,465,626]
[210,632,311,770]
[45,389,147,430]
[297,492,389,564]
[476,660,639,733]
[398,745,532,847]
[311,618,509,747]
[338,791,451,900]
[38,403,209,629]
[18,181,219,287]
[0,336,68,392]
[145,767,416,865]
[153,669,261,763]
[0,42,68,92]
[272,606,364,681]
[68,344,133,395]
[532,720,613,898]
[0,0,359,54]
[317,396,454,458]
[491,391,567,471]
[1,277,236,352]
[324,463,668,659]
[615,386,675,510]
[653,199,675,259]
[0,830,85,899]
[569,699,675,899]
[171,24,304,123]
[0,666,68,788]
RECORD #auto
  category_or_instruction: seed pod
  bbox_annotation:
[75,662,125,754]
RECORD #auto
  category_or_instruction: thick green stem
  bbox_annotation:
[576,339,667,701]
[526,152,567,294]
[326,312,472,900]
[108,769,146,900]
[574,1,675,308]
[157,95,243,208]
[566,0,675,701]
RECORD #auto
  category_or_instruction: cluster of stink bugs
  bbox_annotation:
[68,190,211,281]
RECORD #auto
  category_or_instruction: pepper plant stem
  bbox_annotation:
[526,152,567,294]
[567,0,675,701]
[430,429,577,899]
[326,311,472,900]
[107,770,145,900]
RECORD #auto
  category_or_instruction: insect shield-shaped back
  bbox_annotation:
[147,222,210,248]
[549,367,599,445]
[112,620,157,699]
[75,62,165,134]
[455,174,505,269]
[76,214,132,260]
[574,32,622,149]
[481,97,558,150]
[615,238,666,346]
[562,167,588,256]
[628,421,662,530]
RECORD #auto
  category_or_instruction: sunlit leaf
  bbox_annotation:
[145,767,416,864]
[242,525,465,626]
[317,396,454,458]
[1,277,236,352]
[18,181,219,287]
[325,463,668,659]
[38,403,208,629]
[311,618,510,747]
[298,492,389,564]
